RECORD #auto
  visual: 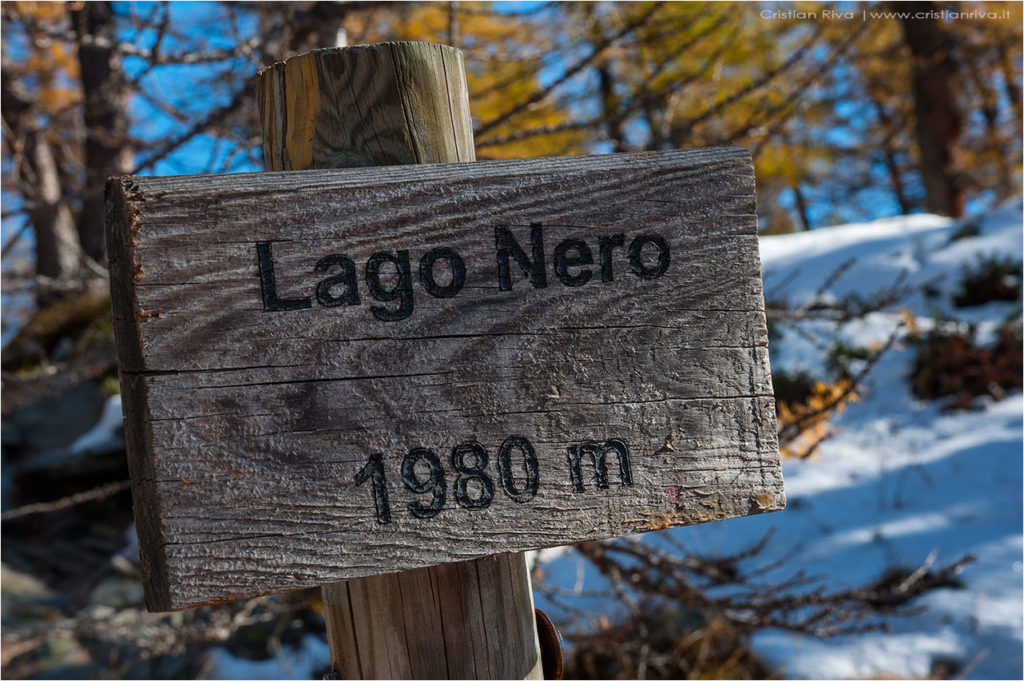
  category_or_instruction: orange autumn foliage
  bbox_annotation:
[777,378,861,459]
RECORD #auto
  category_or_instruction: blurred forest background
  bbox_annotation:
[1,1,1021,679]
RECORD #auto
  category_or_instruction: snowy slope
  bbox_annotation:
[536,201,1024,680]
[198,203,1022,679]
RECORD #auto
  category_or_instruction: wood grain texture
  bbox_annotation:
[107,145,784,613]
[323,555,538,679]
[260,42,539,680]
[258,42,474,170]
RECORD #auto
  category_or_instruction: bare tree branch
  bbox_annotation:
[475,2,664,138]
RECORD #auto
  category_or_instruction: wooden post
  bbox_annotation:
[256,42,544,680]
[106,37,782,678]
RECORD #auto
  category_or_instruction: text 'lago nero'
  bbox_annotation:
[257,222,671,321]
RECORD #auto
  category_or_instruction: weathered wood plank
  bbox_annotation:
[106,145,784,611]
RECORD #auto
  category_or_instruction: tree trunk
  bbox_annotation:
[29,132,82,285]
[0,80,81,294]
[791,181,812,231]
[896,1,964,217]
[643,93,669,151]
[870,97,913,215]
[72,0,132,264]
[599,64,627,152]
[259,1,351,60]
[995,34,1023,127]
[968,60,1015,201]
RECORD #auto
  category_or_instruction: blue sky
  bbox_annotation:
[2,1,1012,258]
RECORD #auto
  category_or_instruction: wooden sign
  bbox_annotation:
[106,146,785,611]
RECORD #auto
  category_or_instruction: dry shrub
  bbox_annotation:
[550,539,974,681]
[952,254,1021,307]
[776,377,860,458]
[910,322,1023,409]
[773,323,901,458]
[563,612,775,680]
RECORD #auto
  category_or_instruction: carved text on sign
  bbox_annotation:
[354,436,635,524]
[257,223,671,320]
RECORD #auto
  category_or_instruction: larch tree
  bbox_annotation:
[895,1,966,217]
[1,0,1020,320]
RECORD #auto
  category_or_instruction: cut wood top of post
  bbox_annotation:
[106,146,785,611]
[257,42,474,171]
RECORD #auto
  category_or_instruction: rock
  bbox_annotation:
[4,383,128,503]
[11,446,128,502]
[88,577,144,609]
[2,380,104,453]
[69,395,124,455]
[123,653,195,679]
[224,618,277,661]
[112,523,141,573]
[7,630,92,679]
[25,663,101,680]
[1,564,69,626]
[1,563,50,596]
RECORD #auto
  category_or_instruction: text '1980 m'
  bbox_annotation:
[356,436,635,523]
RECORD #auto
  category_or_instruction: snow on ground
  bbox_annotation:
[193,201,1022,679]
[205,634,329,680]
[69,394,124,455]
[536,201,1024,680]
